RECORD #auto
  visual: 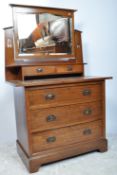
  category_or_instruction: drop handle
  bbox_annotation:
[67,65,73,71]
[82,89,91,96]
[46,115,56,122]
[36,68,43,72]
[83,108,92,115]
[45,93,55,100]
[46,136,56,143]
[83,128,92,135]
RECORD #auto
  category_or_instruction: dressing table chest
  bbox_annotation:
[4,4,111,173]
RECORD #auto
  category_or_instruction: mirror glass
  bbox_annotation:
[16,13,73,56]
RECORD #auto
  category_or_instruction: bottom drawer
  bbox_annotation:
[32,120,103,153]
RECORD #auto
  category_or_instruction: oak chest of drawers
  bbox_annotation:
[4,4,112,173]
[14,77,109,173]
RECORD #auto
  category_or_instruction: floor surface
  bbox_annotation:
[0,136,117,175]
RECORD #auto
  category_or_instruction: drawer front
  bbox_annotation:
[56,65,83,74]
[27,83,102,108]
[22,66,55,76]
[22,65,83,78]
[30,101,102,132]
[32,120,103,153]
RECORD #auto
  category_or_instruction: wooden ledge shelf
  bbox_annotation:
[8,76,112,87]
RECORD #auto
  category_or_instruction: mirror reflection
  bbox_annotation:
[17,13,72,55]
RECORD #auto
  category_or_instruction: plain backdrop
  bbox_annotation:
[0,0,117,143]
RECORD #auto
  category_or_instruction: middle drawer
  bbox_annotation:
[29,101,102,132]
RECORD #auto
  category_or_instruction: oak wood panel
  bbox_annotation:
[17,138,107,173]
[10,4,77,12]
[102,81,106,138]
[75,30,83,64]
[30,101,102,132]
[32,120,103,153]
[14,87,30,154]
[27,83,102,108]
[4,27,14,66]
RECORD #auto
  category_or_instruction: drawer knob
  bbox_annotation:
[47,136,56,143]
[82,89,91,96]
[67,65,73,71]
[46,115,56,122]
[45,93,55,100]
[36,68,43,72]
[83,108,92,115]
[83,128,92,135]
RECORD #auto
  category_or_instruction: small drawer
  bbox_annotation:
[56,65,83,74]
[27,83,102,108]
[32,120,103,153]
[22,66,55,77]
[22,65,83,79]
[30,101,102,132]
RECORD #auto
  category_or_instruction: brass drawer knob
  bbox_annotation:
[47,136,56,143]
[83,108,92,115]
[83,128,92,135]
[67,65,73,71]
[36,68,43,72]
[82,89,91,96]
[46,115,56,122]
[45,93,55,100]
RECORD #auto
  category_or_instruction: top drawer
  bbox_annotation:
[22,65,83,79]
[27,83,102,109]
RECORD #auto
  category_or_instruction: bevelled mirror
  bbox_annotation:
[11,5,76,61]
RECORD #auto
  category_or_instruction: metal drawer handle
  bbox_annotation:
[46,115,56,122]
[83,128,92,135]
[36,68,43,72]
[83,108,92,115]
[45,93,55,100]
[47,136,56,143]
[82,89,91,96]
[67,65,73,71]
